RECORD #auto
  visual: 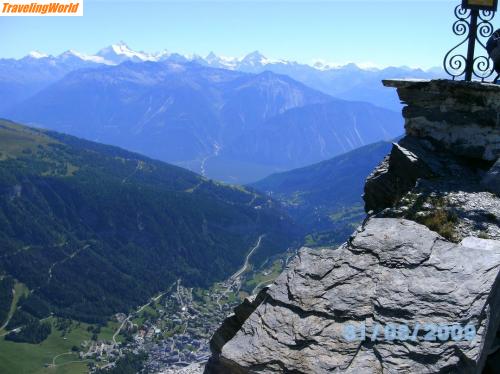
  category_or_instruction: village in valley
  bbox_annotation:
[81,249,292,373]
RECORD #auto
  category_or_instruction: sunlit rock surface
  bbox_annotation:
[205,79,500,373]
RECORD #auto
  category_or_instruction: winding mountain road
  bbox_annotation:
[112,292,165,344]
[216,235,265,310]
[230,235,265,281]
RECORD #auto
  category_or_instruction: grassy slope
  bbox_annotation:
[0,121,55,159]
[0,281,29,334]
[0,317,120,374]
[0,276,118,374]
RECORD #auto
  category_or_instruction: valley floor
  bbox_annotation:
[0,241,297,374]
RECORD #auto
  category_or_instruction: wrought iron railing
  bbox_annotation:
[444,5,496,81]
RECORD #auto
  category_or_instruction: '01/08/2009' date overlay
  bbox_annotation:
[342,322,476,343]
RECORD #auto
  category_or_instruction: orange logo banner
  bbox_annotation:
[1,0,83,16]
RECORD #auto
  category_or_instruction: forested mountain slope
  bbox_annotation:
[0,120,297,323]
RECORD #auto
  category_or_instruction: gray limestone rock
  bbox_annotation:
[383,79,500,161]
[482,159,500,196]
[205,80,500,374]
[206,219,500,373]
[364,139,434,213]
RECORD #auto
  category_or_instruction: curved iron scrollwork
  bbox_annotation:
[444,5,495,81]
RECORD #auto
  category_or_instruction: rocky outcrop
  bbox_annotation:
[366,79,499,214]
[383,79,500,161]
[364,136,500,243]
[482,159,500,196]
[364,140,434,213]
[205,80,500,373]
[209,287,269,355]
[206,219,500,373]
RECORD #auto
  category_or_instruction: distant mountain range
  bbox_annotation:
[4,60,403,183]
[198,50,444,112]
[250,140,393,247]
[1,42,444,111]
[0,52,101,113]
[221,100,400,171]
[0,119,297,323]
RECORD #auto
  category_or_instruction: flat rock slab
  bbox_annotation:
[212,218,500,373]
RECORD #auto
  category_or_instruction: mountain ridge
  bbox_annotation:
[1,43,443,112]
[5,61,403,183]
[15,42,441,72]
[0,119,298,323]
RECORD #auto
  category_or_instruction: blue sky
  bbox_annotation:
[0,1,469,68]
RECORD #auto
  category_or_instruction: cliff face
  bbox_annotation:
[205,80,500,373]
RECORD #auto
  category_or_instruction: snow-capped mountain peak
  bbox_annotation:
[242,50,265,60]
[238,51,290,68]
[110,42,143,57]
[14,44,442,75]
[27,51,49,59]
[203,51,239,69]
[58,50,112,65]
[153,49,171,61]
[96,42,156,64]
[206,51,218,61]
[240,50,268,66]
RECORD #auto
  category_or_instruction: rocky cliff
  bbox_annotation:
[204,79,500,373]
